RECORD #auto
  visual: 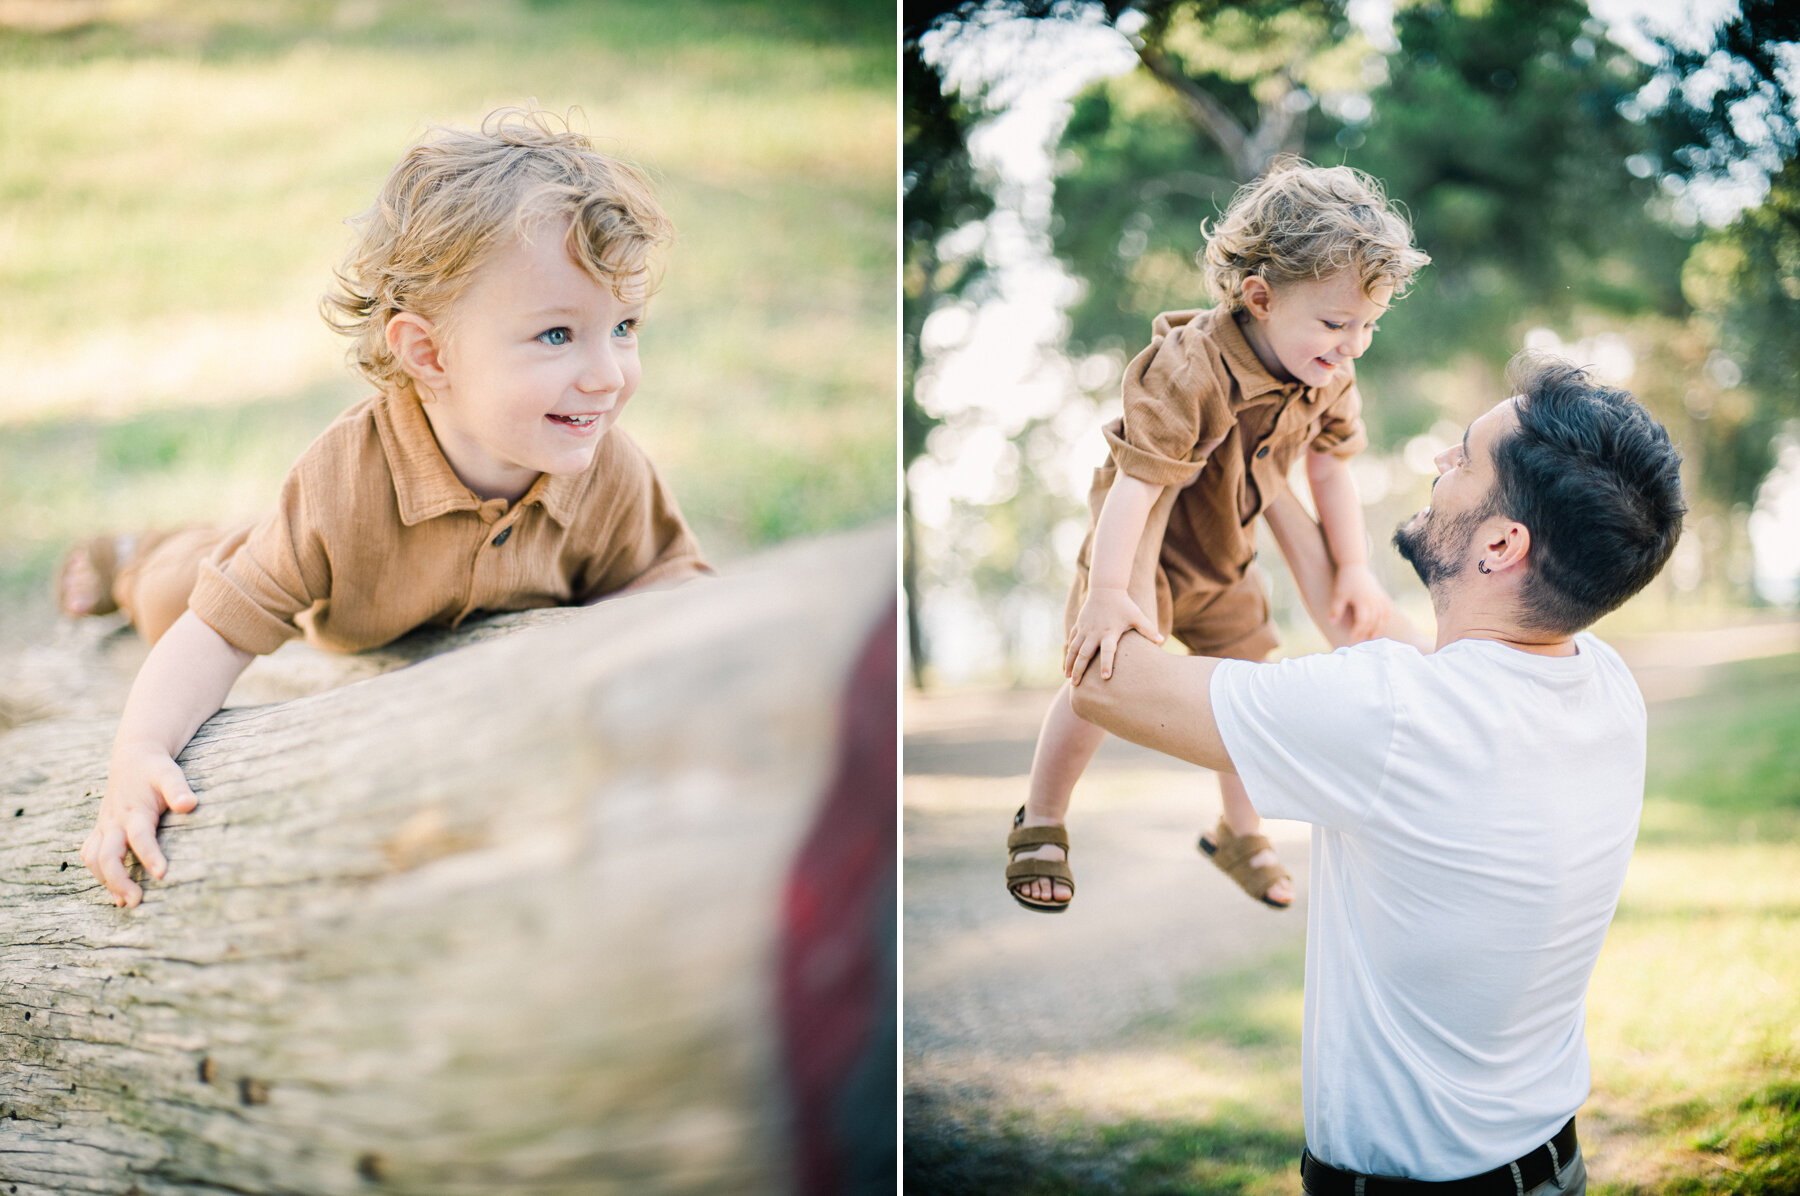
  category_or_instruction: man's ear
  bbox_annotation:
[1482,521,1532,574]
[386,312,449,399]
[1239,274,1274,321]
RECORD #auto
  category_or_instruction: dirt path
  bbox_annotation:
[902,619,1800,1182]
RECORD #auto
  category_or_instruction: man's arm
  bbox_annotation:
[1065,633,1234,774]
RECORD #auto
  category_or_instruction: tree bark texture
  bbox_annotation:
[0,527,896,1196]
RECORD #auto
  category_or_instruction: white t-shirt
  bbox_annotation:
[1210,632,1644,1178]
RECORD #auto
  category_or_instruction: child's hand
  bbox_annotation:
[1065,585,1163,685]
[1330,562,1392,643]
[81,742,199,908]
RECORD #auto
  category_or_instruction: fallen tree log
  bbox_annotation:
[0,526,896,1196]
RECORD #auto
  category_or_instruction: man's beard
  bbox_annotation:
[1393,503,1484,591]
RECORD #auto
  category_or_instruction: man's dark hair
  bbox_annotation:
[1489,354,1687,635]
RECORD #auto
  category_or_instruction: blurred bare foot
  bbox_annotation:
[55,535,132,617]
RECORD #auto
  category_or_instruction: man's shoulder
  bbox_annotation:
[1221,638,1419,707]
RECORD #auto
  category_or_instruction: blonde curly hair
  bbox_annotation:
[321,106,674,396]
[1200,158,1428,312]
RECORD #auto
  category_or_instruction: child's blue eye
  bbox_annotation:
[612,319,640,338]
[538,327,572,346]
[1323,321,1345,330]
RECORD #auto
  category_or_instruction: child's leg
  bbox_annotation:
[1011,680,1108,905]
[112,525,229,646]
[1215,770,1292,906]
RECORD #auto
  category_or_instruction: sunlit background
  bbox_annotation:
[904,3,1800,1190]
[0,0,894,650]
[904,0,1800,688]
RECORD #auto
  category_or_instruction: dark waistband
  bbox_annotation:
[1300,1118,1577,1196]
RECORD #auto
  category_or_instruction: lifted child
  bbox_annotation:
[1007,160,1428,913]
[72,107,709,907]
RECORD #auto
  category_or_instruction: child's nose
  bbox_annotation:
[578,346,625,395]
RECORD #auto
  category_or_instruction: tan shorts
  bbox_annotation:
[1063,464,1279,664]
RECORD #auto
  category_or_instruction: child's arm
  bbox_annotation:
[1066,473,1166,686]
[1303,449,1391,643]
[81,611,252,908]
[1263,481,1430,652]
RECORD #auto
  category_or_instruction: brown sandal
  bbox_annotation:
[54,534,135,617]
[1006,806,1073,913]
[1199,816,1291,909]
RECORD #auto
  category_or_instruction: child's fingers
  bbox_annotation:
[150,757,199,815]
[1098,630,1121,681]
[123,809,168,881]
[1068,636,1096,685]
[90,829,140,908]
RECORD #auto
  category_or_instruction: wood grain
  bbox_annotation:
[0,526,895,1196]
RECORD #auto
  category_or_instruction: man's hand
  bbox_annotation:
[1330,562,1392,643]
[82,741,198,908]
[1065,585,1163,685]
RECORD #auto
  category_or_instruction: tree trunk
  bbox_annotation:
[0,526,895,1196]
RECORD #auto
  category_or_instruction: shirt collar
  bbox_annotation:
[1210,306,1303,403]
[374,390,583,528]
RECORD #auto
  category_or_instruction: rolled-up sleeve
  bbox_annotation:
[1106,310,1237,487]
[188,460,332,656]
[1311,379,1369,460]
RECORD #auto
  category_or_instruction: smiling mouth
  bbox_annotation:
[547,413,599,427]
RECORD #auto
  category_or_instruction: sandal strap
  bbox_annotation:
[1006,858,1074,888]
[1006,824,1069,852]
[1204,817,1290,898]
[1211,830,1274,873]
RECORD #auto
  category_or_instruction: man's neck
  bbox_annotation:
[1430,598,1579,657]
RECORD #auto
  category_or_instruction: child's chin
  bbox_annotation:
[543,436,606,473]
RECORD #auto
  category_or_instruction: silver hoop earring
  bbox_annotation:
[1477,560,1491,575]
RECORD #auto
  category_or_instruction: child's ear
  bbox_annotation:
[1239,275,1274,321]
[387,312,449,398]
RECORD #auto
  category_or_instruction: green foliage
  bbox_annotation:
[1050,4,1358,359]
[1049,0,1698,449]
[1677,159,1800,508]
[1355,0,1690,329]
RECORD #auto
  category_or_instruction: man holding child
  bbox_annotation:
[1070,356,1685,1191]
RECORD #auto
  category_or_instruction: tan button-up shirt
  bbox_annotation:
[1068,305,1367,652]
[189,390,708,655]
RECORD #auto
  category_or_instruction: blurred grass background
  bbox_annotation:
[905,650,1800,1194]
[0,0,894,632]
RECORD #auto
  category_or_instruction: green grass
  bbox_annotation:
[1581,651,1800,1193]
[0,0,894,616]
[905,652,1800,1193]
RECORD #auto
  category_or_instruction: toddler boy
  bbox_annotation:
[75,107,708,907]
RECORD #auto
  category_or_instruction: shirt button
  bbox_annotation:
[1255,446,1270,459]
[492,526,512,547]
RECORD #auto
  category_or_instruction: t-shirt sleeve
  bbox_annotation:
[1106,310,1238,487]
[187,463,333,656]
[574,431,711,602]
[1310,377,1369,459]
[1209,642,1406,829]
